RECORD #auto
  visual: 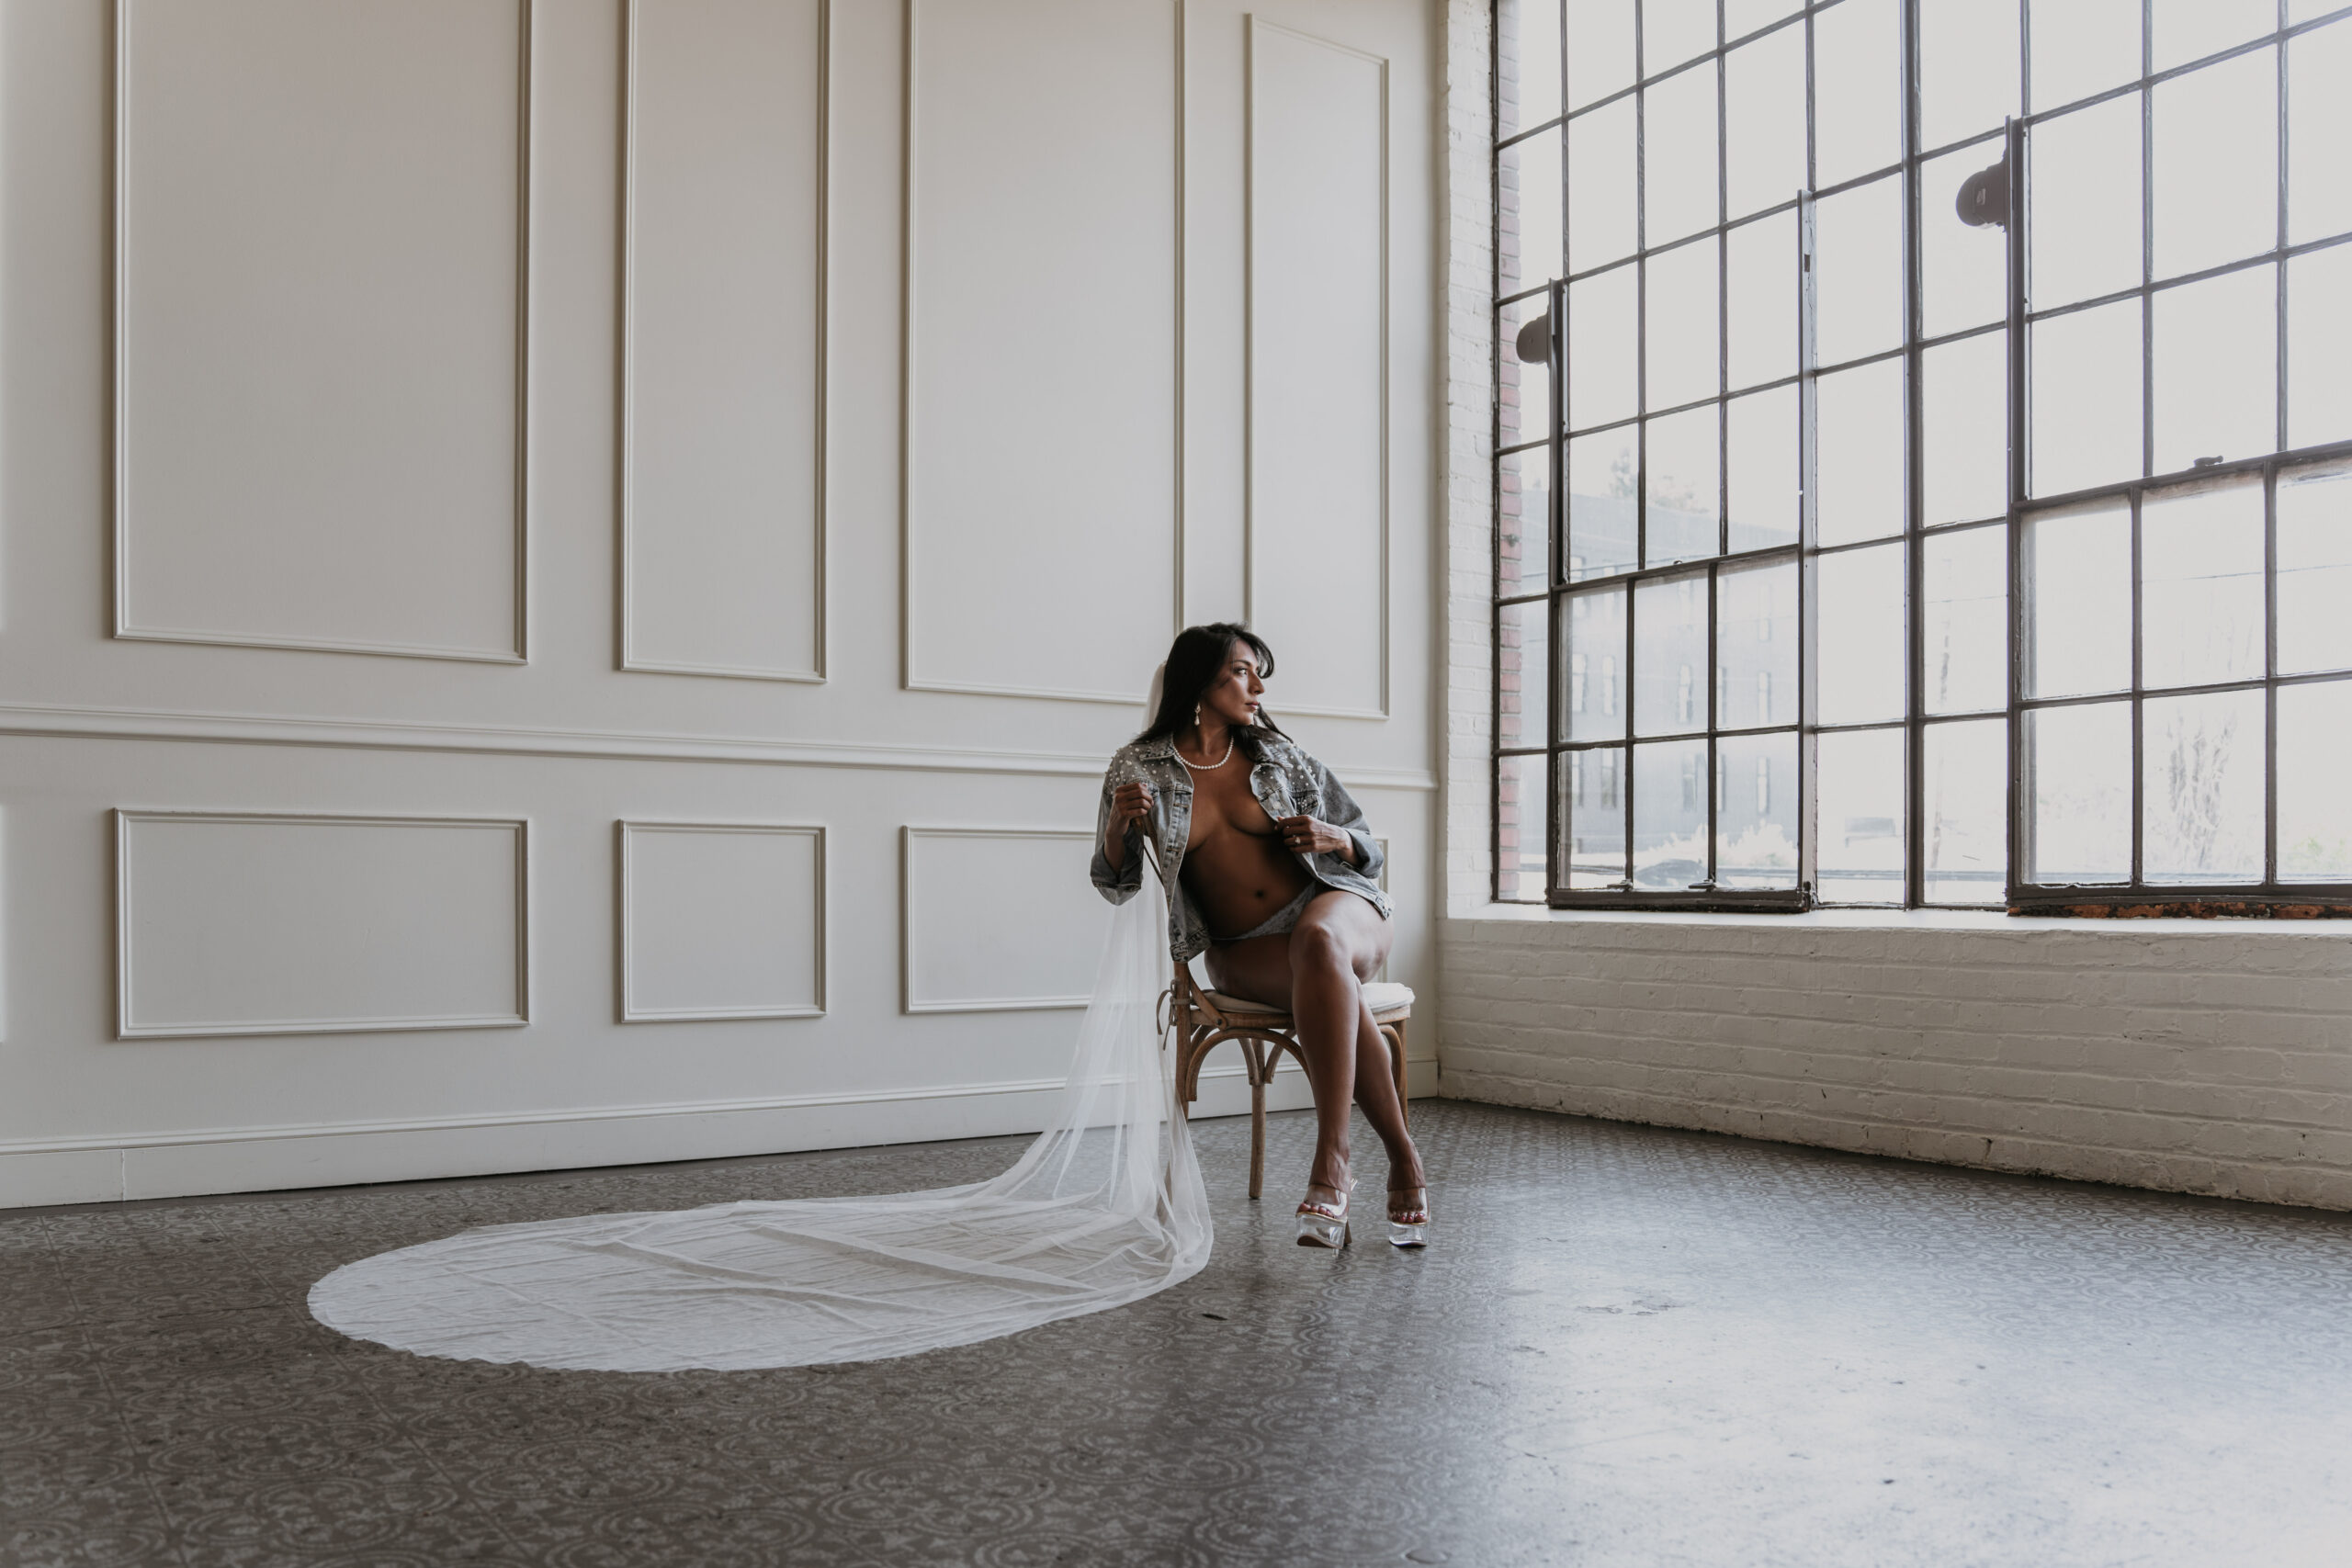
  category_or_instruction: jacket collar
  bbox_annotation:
[1132,735,1178,761]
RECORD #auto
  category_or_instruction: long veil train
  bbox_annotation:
[309,856,1210,1371]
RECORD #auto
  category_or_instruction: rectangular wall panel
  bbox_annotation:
[623,0,827,682]
[620,822,826,1021]
[1247,19,1387,716]
[903,0,1181,703]
[117,812,528,1038]
[114,0,527,662]
[902,828,1102,1011]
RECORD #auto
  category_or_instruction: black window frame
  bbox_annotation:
[1493,0,2352,913]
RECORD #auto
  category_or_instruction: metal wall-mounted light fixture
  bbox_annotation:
[1515,312,1551,364]
[1955,155,2010,229]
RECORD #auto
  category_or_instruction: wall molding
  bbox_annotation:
[114,809,532,1039]
[0,1053,1445,1209]
[899,0,1186,706]
[1242,16,1390,721]
[619,0,830,684]
[617,819,828,1021]
[901,825,1098,1012]
[0,700,1439,788]
[110,0,535,667]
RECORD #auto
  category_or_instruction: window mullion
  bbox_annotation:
[2004,115,2028,905]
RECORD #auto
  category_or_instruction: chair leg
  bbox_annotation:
[1248,1042,1268,1201]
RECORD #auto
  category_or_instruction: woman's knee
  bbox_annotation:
[1288,918,1353,976]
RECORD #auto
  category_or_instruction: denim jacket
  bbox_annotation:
[1090,728,1391,962]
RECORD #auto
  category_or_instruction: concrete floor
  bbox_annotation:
[5,1100,2351,1568]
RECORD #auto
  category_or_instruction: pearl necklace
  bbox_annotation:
[1175,731,1236,772]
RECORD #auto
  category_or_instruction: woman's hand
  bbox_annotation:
[1278,816,1355,863]
[1109,781,1156,838]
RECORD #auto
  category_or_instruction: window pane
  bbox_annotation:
[1814,0,1902,188]
[2026,701,2132,884]
[1500,130,1565,295]
[1500,0,1563,138]
[1920,0,2020,151]
[1718,731,1800,888]
[1568,427,1642,579]
[1724,25,1806,220]
[1815,358,1906,547]
[1922,142,2011,338]
[2152,0,2274,73]
[1814,175,1905,367]
[1818,728,1906,903]
[2029,0,2142,114]
[2278,679,2352,882]
[1498,597,1552,750]
[2143,689,2266,883]
[2290,23,2352,246]
[1817,542,1907,725]
[1716,557,1797,728]
[1565,747,1631,886]
[2278,462,2352,675]
[2024,500,2132,697]
[1726,210,1798,389]
[1644,63,1720,244]
[1644,0,1715,74]
[2154,265,2277,474]
[1498,292,1551,450]
[1568,265,1639,428]
[2288,245,2352,450]
[1567,0,1638,110]
[1725,0,1803,39]
[1499,444,1553,599]
[1645,239,1720,412]
[2030,95,2143,310]
[1923,331,2008,526]
[1568,97,1640,271]
[1632,738,1710,886]
[2030,300,2143,496]
[1634,570,1712,734]
[1646,405,1722,564]
[2153,50,2278,280]
[1566,584,1629,739]
[1726,385,1802,549]
[1498,750,1551,899]
[1925,717,2009,902]
[2142,479,2266,689]
[1925,524,2008,714]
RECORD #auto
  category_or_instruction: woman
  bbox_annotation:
[1092,624,1428,1248]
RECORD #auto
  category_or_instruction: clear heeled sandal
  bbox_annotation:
[1386,1187,1430,1249]
[1295,1180,1354,1249]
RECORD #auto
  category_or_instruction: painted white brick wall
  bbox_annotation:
[1433,4,2352,1213]
[1441,910,2352,1209]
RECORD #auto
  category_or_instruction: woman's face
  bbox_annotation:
[1200,639,1266,729]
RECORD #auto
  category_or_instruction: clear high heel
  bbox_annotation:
[1386,1187,1430,1249]
[1295,1180,1354,1249]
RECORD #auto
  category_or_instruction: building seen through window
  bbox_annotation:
[1495,0,2352,909]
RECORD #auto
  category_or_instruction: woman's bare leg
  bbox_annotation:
[1202,892,1421,1201]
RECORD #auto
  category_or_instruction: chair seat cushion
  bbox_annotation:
[1200,981,1414,1021]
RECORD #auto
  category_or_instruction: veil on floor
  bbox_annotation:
[309,856,1211,1372]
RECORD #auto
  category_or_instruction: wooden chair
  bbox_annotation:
[1163,964,1415,1200]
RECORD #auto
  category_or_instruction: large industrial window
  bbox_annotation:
[1495,0,2352,910]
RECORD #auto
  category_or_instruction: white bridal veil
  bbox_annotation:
[309,857,1211,1371]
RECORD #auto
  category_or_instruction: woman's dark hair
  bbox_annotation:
[1136,623,1285,745]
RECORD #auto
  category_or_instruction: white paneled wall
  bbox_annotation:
[0,0,1442,1207]
[1247,17,1390,718]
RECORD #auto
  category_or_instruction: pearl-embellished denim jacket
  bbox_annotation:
[1090,729,1391,962]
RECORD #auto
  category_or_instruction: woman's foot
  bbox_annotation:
[1385,1183,1430,1249]
[1295,1178,1354,1249]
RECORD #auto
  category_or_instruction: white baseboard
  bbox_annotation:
[0,1059,1434,1209]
